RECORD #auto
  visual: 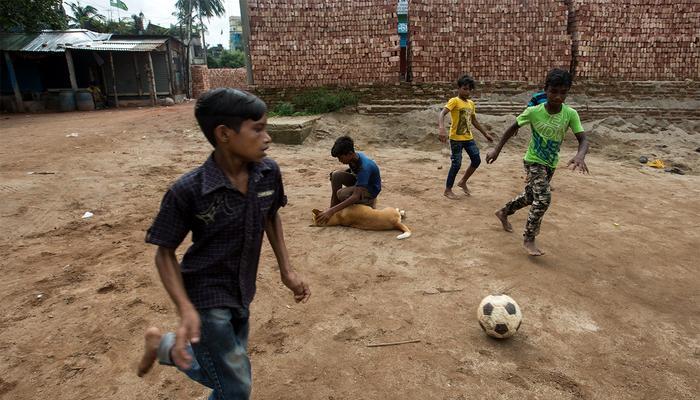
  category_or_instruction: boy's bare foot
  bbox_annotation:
[443,189,460,200]
[456,181,471,195]
[523,239,545,256]
[137,327,162,377]
[495,209,513,232]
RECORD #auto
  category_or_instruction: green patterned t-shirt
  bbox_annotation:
[516,104,584,168]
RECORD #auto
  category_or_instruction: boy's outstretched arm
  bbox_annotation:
[486,122,520,164]
[566,132,590,173]
[316,186,363,225]
[154,246,200,370]
[471,114,494,142]
[437,108,450,143]
[265,212,311,303]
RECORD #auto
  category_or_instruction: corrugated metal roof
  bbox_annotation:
[0,30,112,52]
[0,33,36,51]
[67,38,167,52]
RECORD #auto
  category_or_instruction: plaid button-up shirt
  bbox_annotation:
[146,154,287,309]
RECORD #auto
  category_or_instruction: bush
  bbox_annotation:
[268,88,358,116]
[290,88,358,114]
[270,102,296,116]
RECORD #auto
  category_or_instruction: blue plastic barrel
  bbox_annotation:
[46,91,60,111]
[58,90,76,112]
[75,90,95,111]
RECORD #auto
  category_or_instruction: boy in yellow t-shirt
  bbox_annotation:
[438,74,494,199]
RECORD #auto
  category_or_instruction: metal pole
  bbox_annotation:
[240,0,254,86]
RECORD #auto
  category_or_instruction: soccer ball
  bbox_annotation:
[477,294,522,339]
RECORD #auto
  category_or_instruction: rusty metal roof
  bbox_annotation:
[0,30,112,52]
[67,38,167,52]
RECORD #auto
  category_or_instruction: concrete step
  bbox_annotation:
[357,103,700,119]
[267,115,320,144]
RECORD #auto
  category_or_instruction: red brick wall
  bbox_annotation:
[191,65,210,99]
[409,0,572,83]
[209,68,249,90]
[244,0,699,87]
[248,0,400,88]
[573,0,700,80]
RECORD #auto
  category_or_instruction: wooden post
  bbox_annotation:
[133,53,143,96]
[240,0,254,85]
[147,52,158,106]
[109,52,119,108]
[166,41,175,95]
[3,52,24,112]
[65,49,78,91]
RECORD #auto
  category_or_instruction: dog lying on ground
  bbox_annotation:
[311,205,411,240]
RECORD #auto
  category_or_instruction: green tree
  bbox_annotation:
[0,0,67,32]
[66,2,106,31]
[102,18,135,35]
[175,0,226,63]
[217,49,245,68]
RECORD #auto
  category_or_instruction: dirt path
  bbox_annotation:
[1,104,698,399]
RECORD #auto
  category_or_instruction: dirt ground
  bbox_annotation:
[1,103,698,400]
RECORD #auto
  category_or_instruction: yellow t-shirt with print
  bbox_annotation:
[445,97,476,141]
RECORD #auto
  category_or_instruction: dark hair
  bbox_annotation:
[194,88,267,147]
[331,136,354,157]
[457,74,475,90]
[544,68,573,89]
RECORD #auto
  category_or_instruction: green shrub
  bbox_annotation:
[291,88,358,114]
[268,88,358,116]
[270,102,296,116]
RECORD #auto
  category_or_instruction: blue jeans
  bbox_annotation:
[158,307,251,400]
[446,139,481,188]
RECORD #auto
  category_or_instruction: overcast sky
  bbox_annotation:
[63,0,241,47]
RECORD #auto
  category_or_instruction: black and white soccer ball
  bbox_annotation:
[477,294,522,339]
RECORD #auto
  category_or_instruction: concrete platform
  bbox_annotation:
[267,115,320,145]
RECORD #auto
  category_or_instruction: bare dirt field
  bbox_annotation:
[1,103,698,400]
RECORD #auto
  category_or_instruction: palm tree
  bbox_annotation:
[175,0,225,61]
[66,2,105,30]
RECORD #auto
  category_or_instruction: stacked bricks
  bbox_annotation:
[191,65,210,98]
[209,68,249,91]
[247,0,399,88]
[409,0,572,83]
[573,0,700,81]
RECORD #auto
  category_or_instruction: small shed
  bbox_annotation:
[0,29,186,112]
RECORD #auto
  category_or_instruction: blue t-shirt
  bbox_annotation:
[351,152,381,198]
[528,91,547,107]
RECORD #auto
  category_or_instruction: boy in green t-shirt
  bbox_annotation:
[486,69,589,256]
[438,74,494,199]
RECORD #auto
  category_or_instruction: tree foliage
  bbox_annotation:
[0,0,67,32]
[66,2,105,30]
[207,47,245,69]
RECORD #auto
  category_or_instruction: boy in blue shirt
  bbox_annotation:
[316,136,381,225]
[136,88,310,399]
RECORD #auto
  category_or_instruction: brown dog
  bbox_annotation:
[312,205,411,240]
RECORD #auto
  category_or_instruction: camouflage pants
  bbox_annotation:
[503,162,554,240]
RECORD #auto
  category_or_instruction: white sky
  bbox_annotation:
[62,0,241,47]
